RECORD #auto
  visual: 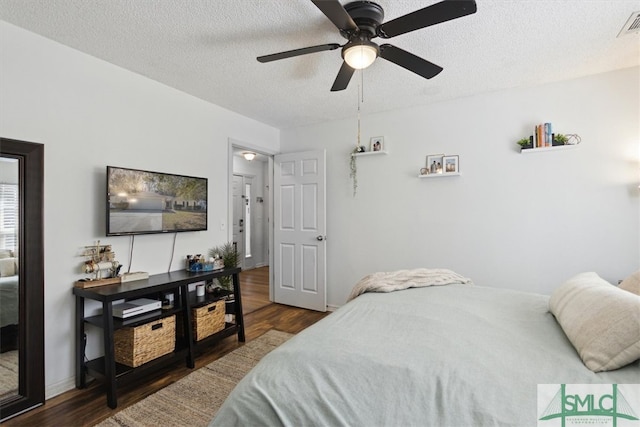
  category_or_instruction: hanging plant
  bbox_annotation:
[350,146,364,197]
[350,77,365,197]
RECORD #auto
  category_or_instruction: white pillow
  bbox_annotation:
[0,257,16,277]
[549,272,640,372]
[619,271,640,296]
[0,249,12,259]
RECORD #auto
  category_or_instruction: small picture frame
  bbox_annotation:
[370,136,384,152]
[426,154,444,174]
[442,155,459,174]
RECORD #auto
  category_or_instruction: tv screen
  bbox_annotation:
[106,166,208,236]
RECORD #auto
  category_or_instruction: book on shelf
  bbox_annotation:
[533,122,553,148]
[537,124,543,148]
[544,122,552,147]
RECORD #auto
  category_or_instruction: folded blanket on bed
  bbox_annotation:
[348,268,473,301]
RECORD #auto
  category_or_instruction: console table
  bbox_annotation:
[73,268,244,408]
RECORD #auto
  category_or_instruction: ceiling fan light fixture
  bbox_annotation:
[343,41,378,69]
[242,152,257,161]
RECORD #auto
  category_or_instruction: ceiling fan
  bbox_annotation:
[257,0,477,91]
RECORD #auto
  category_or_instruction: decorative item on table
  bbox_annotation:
[185,254,219,272]
[196,283,206,297]
[74,241,122,288]
[224,293,236,323]
[208,242,239,291]
[426,154,444,174]
[420,167,429,176]
[162,292,175,310]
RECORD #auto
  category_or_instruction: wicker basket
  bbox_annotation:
[192,300,225,341]
[114,316,176,367]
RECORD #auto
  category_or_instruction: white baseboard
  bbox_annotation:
[326,304,340,312]
[46,376,76,400]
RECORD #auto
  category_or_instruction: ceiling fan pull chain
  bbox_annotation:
[357,82,361,148]
[361,70,364,104]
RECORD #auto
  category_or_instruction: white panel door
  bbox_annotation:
[273,150,326,312]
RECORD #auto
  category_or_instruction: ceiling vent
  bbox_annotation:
[617,11,640,37]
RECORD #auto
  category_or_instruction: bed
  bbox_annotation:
[0,274,18,328]
[0,255,18,329]
[211,269,640,426]
[0,255,19,352]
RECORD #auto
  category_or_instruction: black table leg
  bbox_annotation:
[181,284,196,368]
[232,273,245,342]
[102,301,118,408]
[75,296,86,389]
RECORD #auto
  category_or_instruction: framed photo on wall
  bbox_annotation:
[370,136,384,152]
[443,155,459,174]
[426,154,444,174]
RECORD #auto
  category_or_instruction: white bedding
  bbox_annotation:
[0,275,18,328]
[211,284,639,426]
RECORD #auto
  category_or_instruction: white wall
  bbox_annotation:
[0,21,279,398]
[281,67,640,308]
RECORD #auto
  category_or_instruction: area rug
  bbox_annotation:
[95,329,293,427]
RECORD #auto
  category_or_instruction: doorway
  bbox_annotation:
[228,143,328,312]
[230,145,271,274]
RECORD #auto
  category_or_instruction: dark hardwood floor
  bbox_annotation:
[239,266,271,314]
[5,267,329,427]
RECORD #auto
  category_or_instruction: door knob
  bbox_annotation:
[316,235,325,241]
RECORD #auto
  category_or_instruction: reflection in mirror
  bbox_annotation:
[0,138,44,422]
[0,157,19,401]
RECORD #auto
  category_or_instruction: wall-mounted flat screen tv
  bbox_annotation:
[106,166,208,236]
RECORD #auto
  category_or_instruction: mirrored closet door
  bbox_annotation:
[0,138,44,421]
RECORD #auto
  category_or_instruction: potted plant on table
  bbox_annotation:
[208,242,239,294]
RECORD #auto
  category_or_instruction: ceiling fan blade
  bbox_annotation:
[257,43,341,63]
[377,0,477,39]
[379,44,443,79]
[330,61,355,91]
[312,0,358,31]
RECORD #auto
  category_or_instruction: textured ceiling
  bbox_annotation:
[1,0,638,130]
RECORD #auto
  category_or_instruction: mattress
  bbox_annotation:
[0,275,18,328]
[210,284,639,426]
